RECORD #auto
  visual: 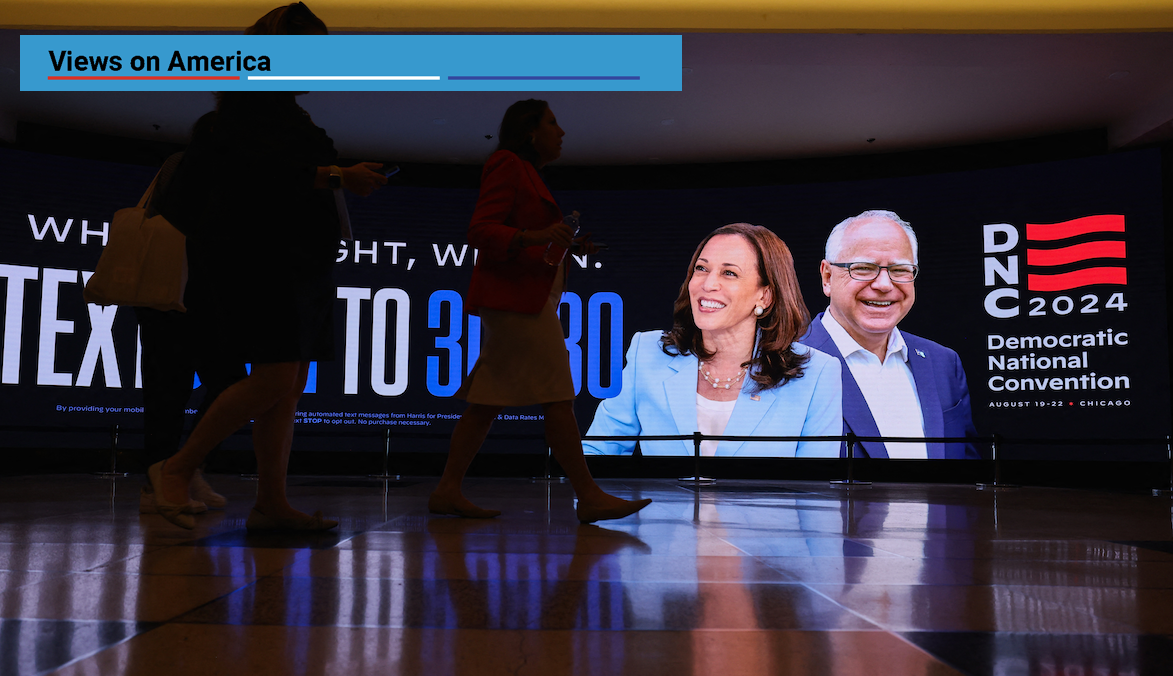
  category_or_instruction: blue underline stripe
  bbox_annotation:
[447,75,641,80]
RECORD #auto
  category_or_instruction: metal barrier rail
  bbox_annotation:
[2,424,1170,494]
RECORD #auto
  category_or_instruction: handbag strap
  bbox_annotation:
[137,170,162,210]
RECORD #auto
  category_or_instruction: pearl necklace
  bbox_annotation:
[699,361,748,389]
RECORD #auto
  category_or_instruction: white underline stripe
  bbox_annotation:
[247,75,441,81]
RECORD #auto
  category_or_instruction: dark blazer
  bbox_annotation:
[466,150,563,315]
[800,312,980,459]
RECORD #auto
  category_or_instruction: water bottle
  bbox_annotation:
[543,211,580,266]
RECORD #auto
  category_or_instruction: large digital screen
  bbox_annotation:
[0,145,1167,460]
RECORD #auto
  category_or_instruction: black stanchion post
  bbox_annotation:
[694,432,701,486]
[846,491,855,537]
[532,446,564,482]
[678,432,715,485]
[978,433,1018,490]
[692,476,701,523]
[241,432,260,479]
[996,434,1003,485]
[1154,434,1172,497]
[831,432,870,487]
[94,424,127,478]
[847,434,855,483]
[370,426,401,481]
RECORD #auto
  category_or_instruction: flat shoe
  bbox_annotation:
[428,493,501,519]
[246,508,338,532]
[146,461,196,529]
[191,470,227,509]
[577,498,652,524]
[139,487,207,515]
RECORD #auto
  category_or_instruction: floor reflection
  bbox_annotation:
[1,476,1171,675]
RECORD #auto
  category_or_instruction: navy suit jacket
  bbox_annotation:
[800,312,980,459]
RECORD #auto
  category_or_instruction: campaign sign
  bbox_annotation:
[0,146,1166,460]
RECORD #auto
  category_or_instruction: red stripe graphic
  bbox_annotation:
[48,76,241,80]
[1027,267,1127,291]
[1025,215,1125,241]
[1026,241,1126,266]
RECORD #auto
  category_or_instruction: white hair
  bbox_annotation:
[824,210,919,265]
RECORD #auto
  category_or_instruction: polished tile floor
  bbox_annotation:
[1,474,1172,675]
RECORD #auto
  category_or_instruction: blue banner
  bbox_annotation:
[21,34,681,92]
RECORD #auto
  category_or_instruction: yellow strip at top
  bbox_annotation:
[5,0,1173,32]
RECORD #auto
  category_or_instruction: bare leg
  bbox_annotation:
[429,403,503,517]
[542,400,652,522]
[251,362,310,519]
[157,362,301,506]
[540,400,606,500]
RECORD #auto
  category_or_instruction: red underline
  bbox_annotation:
[47,76,241,80]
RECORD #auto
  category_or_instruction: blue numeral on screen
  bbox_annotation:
[559,292,583,395]
[587,292,623,398]
[427,290,620,399]
[426,290,463,397]
[194,361,314,392]
[467,314,481,375]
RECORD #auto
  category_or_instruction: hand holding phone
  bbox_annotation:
[570,232,607,255]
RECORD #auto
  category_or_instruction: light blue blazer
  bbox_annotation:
[583,331,843,457]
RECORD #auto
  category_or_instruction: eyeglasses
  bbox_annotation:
[828,262,919,283]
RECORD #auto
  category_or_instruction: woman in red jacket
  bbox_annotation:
[428,99,651,523]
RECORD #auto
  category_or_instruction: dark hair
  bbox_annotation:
[495,99,549,167]
[246,2,328,35]
[190,110,217,142]
[215,90,301,115]
[660,223,811,390]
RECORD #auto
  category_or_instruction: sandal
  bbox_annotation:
[146,461,197,529]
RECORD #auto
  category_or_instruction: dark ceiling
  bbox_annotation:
[4,32,1173,166]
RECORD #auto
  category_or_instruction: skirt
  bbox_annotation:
[456,267,574,406]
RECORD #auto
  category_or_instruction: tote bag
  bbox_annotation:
[83,172,188,312]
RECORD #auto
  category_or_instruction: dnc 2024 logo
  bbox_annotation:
[983,215,1127,320]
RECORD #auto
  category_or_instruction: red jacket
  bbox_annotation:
[466,150,564,315]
